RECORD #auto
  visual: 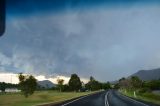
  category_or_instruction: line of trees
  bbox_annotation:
[0,82,19,93]
[1,73,111,97]
[56,74,82,92]
[85,76,111,91]
[56,74,111,92]
[115,76,160,94]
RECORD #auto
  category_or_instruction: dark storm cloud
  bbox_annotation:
[1,1,160,81]
[0,12,95,77]
[7,0,160,16]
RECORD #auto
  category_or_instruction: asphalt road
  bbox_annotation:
[107,90,151,106]
[53,90,158,106]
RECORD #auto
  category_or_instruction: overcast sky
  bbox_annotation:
[1,0,160,83]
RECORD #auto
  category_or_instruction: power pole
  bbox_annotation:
[11,74,12,84]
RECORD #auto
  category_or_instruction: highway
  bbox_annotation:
[53,90,158,106]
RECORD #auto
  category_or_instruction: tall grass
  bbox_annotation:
[120,89,160,105]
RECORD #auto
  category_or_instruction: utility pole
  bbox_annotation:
[11,74,12,84]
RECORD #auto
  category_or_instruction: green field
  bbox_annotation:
[0,91,96,106]
[120,89,160,105]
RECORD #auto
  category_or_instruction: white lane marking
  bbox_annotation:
[105,91,110,106]
[120,93,149,106]
[61,92,98,106]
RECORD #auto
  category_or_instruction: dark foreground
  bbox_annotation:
[51,90,159,106]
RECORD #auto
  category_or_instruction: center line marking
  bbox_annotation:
[105,91,110,106]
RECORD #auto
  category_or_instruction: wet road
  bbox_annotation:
[53,90,157,106]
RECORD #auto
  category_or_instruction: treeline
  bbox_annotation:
[85,76,111,91]
[0,73,111,97]
[115,76,160,93]
[0,82,19,92]
[56,74,111,92]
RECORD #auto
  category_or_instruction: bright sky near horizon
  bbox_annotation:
[1,0,160,83]
[0,73,88,84]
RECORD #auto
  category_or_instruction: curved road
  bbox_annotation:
[52,90,159,106]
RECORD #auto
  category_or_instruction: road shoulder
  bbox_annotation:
[119,91,160,106]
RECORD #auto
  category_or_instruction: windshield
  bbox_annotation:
[0,1,160,106]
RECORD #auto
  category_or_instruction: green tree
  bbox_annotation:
[102,82,111,90]
[131,76,142,89]
[119,77,126,82]
[114,83,120,89]
[57,78,64,92]
[119,77,131,89]
[90,76,95,82]
[68,74,82,91]
[85,76,102,91]
[62,84,70,92]
[18,73,37,97]
[0,82,6,93]
[144,80,160,90]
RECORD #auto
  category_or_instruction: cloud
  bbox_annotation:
[1,5,160,81]
[0,73,88,84]
[0,73,19,84]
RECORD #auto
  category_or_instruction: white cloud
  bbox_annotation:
[0,73,19,84]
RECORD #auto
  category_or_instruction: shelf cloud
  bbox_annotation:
[1,1,160,82]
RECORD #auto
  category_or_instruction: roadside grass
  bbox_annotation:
[0,90,98,106]
[119,89,160,105]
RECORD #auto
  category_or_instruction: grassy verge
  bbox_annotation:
[119,89,160,105]
[0,90,100,106]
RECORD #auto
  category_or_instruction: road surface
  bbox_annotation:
[53,90,158,106]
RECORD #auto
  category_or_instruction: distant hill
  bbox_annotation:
[131,68,160,81]
[37,80,56,88]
